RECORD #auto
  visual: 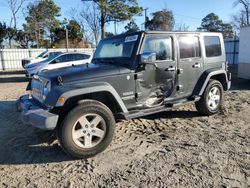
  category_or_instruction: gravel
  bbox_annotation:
[0,71,249,187]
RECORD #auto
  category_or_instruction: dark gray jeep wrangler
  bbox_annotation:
[18,31,231,158]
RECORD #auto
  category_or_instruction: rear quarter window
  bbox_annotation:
[204,36,222,57]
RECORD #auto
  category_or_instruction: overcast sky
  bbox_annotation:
[0,0,241,33]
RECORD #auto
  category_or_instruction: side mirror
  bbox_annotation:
[140,52,157,68]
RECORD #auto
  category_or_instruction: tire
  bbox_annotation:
[57,100,115,159]
[195,79,223,116]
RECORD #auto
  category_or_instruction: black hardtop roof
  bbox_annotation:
[103,30,222,41]
[144,30,222,35]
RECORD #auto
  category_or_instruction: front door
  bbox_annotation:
[177,35,203,98]
[136,34,176,108]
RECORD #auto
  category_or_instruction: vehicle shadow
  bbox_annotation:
[143,110,202,120]
[229,65,250,91]
[0,70,29,83]
[0,76,29,83]
[0,70,25,75]
[0,100,76,165]
[230,78,250,91]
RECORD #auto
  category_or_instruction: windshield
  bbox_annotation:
[37,51,47,58]
[94,34,139,59]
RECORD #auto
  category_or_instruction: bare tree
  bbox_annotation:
[79,4,100,46]
[175,22,189,31]
[5,0,27,48]
[231,10,248,31]
[233,0,250,26]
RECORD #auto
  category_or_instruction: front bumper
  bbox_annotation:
[17,95,58,130]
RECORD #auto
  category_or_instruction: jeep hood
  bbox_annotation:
[39,63,130,83]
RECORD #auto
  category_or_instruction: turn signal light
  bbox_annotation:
[57,97,65,104]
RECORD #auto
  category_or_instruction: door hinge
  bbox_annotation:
[135,92,138,98]
[177,68,183,74]
[177,85,183,91]
[134,73,143,81]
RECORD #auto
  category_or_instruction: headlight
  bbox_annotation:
[42,80,51,100]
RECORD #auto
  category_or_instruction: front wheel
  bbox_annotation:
[195,79,223,116]
[58,100,115,158]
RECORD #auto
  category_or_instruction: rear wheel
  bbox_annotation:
[195,79,223,116]
[58,100,115,158]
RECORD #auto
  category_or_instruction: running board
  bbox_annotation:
[122,96,200,120]
[165,96,201,108]
[125,106,168,119]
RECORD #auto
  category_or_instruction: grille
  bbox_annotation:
[31,79,44,102]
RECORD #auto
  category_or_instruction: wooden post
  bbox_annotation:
[66,28,69,52]
[0,50,5,70]
[233,32,237,64]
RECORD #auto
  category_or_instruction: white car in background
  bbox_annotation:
[21,51,62,68]
[25,52,92,77]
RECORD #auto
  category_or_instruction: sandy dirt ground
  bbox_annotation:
[0,69,249,187]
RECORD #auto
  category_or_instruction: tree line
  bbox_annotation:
[0,0,249,49]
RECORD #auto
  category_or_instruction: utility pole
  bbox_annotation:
[114,20,117,35]
[65,28,69,52]
[144,8,148,31]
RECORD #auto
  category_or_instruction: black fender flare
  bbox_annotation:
[46,82,128,113]
[192,69,230,96]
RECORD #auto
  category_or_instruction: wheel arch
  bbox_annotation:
[53,85,128,127]
[63,91,124,118]
[209,74,228,91]
[192,69,229,96]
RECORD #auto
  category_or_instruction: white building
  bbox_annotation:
[238,27,250,79]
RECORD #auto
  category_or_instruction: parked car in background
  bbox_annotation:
[25,52,92,77]
[21,51,62,68]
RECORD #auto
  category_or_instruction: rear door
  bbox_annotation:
[177,35,203,98]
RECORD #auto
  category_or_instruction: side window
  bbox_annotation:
[66,54,74,62]
[204,36,222,57]
[57,55,67,63]
[74,54,89,60]
[54,55,65,63]
[141,35,173,61]
[84,54,90,59]
[179,36,201,59]
[54,55,73,63]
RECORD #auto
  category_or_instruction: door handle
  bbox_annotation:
[193,62,201,68]
[165,66,176,72]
